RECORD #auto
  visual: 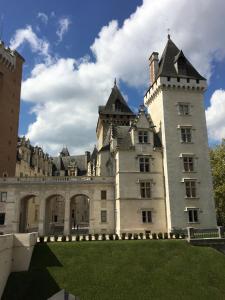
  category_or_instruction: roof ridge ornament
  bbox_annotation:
[167,28,171,40]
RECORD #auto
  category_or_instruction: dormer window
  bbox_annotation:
[138,131,148,143]
[115,100,122,112]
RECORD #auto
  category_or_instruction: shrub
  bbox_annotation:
[175,232,180,239]
[169,232,174,239]
[102,233,106,241]
[128,233,133,240]
[94,233,99,241]
[164,232,168,239]
[139,233,144,240]
[115,234,119,240]
[109,234,114,240]
[88,234,92,241]
[68,235,72,242]
[46,236,51,243]
[61,235,66,242]
[82,235,86,241]
[146,233,150,239]
[39,236,44,243]
[152,233,157,239]
[54,235,58,242]
[181,233,186,239]
[158,232,163,239]
[133,233,138,240]
[121,233,126,240]
[76,235,80,241]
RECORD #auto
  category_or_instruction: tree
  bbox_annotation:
[210,139,225,226]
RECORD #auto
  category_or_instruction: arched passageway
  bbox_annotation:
[19,195,40,233]
[70,194,90,234]
[45,194,65,235]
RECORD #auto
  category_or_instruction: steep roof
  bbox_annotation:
[157,37,205,80]
[99,83,134,115]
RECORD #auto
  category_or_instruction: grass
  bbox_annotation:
[3,240,225,300]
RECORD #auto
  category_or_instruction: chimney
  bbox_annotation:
[149,52,159,85]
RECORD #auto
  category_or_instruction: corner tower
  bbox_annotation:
[96,81,135,150]
[144,36,217,231]
[0,41,24,177]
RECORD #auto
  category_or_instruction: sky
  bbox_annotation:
[1,0,225,156]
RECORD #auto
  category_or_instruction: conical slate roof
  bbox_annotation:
[99,83,134,115]
[157,37,205,80]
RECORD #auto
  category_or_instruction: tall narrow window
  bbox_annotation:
[101,190,107,200]
[138,131,148,143]
[183,157,194,172]
[181,127,192,143]
[139,157,150,172]
[140,182,151,198]
[0,213,5,225]
[188,209,199,223]
[142,211,152,223]
[185,180,197,198]
[0,192,7,202]
[101,210,107,223]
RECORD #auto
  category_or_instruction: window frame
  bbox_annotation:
[101,210,107,223]
[139,157,150,172]
[178,103,190,116]
[140,181,152,198]
[183,156,194,172]
[184,180,197,198]
[142,211,152,223]
[187,209,199,223]
[101,190,107,200]
[138,131,148,144]
[0,213,5,225]
[180,127,192,143]
[0,192,7,202]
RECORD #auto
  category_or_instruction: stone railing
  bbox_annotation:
[0,176,114,185]
[187,227,224,241]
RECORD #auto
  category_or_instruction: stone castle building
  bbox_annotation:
[0,37,217,235]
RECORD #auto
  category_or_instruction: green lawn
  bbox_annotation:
[3,240,225,300]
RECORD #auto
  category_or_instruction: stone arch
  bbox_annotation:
[70,194,90,234]
[19,194,40,233]
[45,194,65,235]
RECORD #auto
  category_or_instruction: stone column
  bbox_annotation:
[64,194,71,235]
[38,195,46,236]
[217,226,223,238]
[187,227,194,241]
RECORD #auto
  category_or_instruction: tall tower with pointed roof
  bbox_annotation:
[144,37,216,231]
[96,82,135,150]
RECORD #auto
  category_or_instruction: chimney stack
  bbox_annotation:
[149,52,159,85]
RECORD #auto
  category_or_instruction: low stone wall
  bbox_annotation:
[0,232,37,298]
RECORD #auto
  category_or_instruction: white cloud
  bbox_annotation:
[56,17,71,42]
[9,25,50,60]
[37,12,48,25]
[17,0,225,155]
[206,90,225,142]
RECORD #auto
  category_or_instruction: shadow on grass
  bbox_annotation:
[2,244,62,300]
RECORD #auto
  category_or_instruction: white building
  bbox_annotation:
[0,37,217,235]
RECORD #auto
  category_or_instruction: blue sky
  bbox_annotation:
[1,0,225,155]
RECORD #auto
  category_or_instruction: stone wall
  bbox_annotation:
[0,232,37,298]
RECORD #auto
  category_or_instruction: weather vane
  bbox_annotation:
[167,28,171,40]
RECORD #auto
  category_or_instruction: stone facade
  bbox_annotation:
[0,37,217,235]
[0,41,24,177]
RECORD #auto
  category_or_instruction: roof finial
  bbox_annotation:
[167,28,171,40]
[114,78,117,86]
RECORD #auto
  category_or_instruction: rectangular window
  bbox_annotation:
[0,192,7,202]
[54,215,58,222]
[181,127,192,143]
[185,180,197,198]
[139,157,150,172]
[183,157,194,172]
[101,210,107,223]
[188,209,199,223]
[138,131,148,143]
[178,103,190,115]
[101,190,107,200]
[0,213,5,225]
[142,211,152,223]
[140,182,151,198]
